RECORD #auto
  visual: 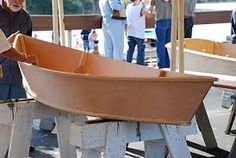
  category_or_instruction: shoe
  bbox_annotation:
[29,146,35,152]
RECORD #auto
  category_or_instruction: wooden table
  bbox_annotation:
[185,70,236,153]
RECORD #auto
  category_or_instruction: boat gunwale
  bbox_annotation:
[19,62,216,82]
[166,39,236,62]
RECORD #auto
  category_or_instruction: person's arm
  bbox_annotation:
[141,8,153,19]
[0,30,38,64]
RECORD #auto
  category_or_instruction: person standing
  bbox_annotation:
[150,0,171,68]
[99,0,126,60]
[0,0,32,100]
[231,7,236,44]
[81,29,91,52]
[88,29,98,51]
[126,0,152,65]
[184,0,197,38]
[0,0,36,154]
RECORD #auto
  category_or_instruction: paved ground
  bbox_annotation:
[27,87,235,158]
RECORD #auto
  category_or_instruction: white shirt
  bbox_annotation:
[126,4,145,39]
[0,29,11,53]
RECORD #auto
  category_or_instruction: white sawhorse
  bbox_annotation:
[0,99,86,158]
[69,119,198,158]
[0,99,197,158]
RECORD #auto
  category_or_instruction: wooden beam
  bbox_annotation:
[31,11,231,31]
[195,11,232,25]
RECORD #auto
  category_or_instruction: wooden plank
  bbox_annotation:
[56,116,77,158]
[161,124,191,158]
[8,102,34,158]
[0,124,11,157]
[196,102,218,149]
[31,11,231,31]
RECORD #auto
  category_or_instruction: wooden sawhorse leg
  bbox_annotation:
[8,101,34,158]
[225,95,236,135]
[228,137,236,158]
[4,100,86,158]
[196,102,218,149]
[70,121,196,158]
[0,124,12,157]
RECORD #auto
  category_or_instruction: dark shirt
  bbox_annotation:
[81,29,91,41]
[231,8,236,44]
[0,6,32,84]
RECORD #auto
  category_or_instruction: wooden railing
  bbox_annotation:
[31,10,232,31]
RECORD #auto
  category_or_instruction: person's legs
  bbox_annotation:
[126,36,136,63]
[155,19,171,68]
[184,17,194,38]
[108,20,125,60]
[136,37,145,65]
[102,24,114,59]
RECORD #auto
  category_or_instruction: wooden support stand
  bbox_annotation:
[0,99,201,158]
[69,119,198,158]
[225,95,236,135]
[0,99,85,158]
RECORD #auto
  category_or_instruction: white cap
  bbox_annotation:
[0,29,11,53]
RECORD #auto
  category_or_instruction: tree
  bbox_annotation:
[26,0,99,15]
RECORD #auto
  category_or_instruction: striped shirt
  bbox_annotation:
[150,0,172,21]
[185,0,197,17]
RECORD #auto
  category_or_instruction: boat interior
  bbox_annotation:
[14,34,207,79]
[184,38,236,58]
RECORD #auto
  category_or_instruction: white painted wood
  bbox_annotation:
[0,102,14,124]
[58,0,66,46]
[177,0,185,73]
[170,0,178,71]
[0,124,12,157]
[180,117,199,136]
[103,123,127,158]
[144,140,166,158]
[52,0,59,44]
[81,149,101,158]
[70,121,195,158]
[161,124,192,158]
[56,115,77,158]
[8,102,34,158]
[70,122,164,149]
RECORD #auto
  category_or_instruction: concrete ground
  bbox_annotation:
[27,87,236,158]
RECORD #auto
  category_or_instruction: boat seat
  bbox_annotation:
[225,95,236,135]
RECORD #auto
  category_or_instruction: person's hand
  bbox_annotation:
[7,31,20,44]
[140,0,150,6]
[25,55,39,65]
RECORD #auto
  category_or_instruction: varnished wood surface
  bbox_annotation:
[13,34,215,124]
[31,11,231,31]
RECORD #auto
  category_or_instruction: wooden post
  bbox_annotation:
[170,0,178,71]
[177,0,185,73]
[58,0,66,46]
[52,0,59,44]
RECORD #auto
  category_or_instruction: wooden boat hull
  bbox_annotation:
[167,39,236,76]
[14,35,215,124]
